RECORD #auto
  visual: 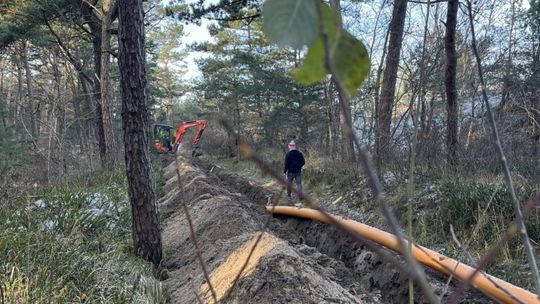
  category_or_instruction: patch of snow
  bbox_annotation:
[383,171,397,184]
[88,208,104,218]
[34,199,47,208]
[41,220,57,230]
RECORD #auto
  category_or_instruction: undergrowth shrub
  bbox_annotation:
[302,156,360,192]
[0,170,167,303]
[433,178,538,247]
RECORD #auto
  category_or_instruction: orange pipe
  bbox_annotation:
[266,206,539,304]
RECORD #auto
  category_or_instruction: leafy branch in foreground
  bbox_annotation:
[262,0,370,97]
[262,1,438,302]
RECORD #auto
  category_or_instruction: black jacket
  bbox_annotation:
[284,150,305,174]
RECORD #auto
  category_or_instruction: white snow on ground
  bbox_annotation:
[33,191,126,231]
[34,199,46,208]
[41,220,57,231]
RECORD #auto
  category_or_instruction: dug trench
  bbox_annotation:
[158,155,493,303]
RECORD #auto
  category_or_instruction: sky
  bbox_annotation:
[173,0,533,80]
[161,0,218,80]
[180,19,214,80]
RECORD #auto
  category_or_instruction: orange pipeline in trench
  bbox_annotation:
[266,206,539,304]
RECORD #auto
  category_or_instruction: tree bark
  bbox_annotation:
[376,0,408,172]
[0,60,5,128]
[500,0,517,113]
[444,0,459,165]
[101,0,116,170]
[22,41,37,139]
[330,0,355,161]
[118,0,162,266]
[52,50,66,182]
[15,52,23,121]
[79,0,107,167]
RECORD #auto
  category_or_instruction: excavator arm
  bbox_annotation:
[153,119,208,155]
[172,120,208,149]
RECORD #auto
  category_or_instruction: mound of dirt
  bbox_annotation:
[158,155,493,303]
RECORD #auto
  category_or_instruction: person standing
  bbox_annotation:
[284,140,305,200]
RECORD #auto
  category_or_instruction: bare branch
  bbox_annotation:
[408,0,447,3]
[450,226,524,304]
[189,277,204,304]
[173,156,218,304]
[314,0,439,302]
[41,12,93,84]
[460,0,540,297]
[221,189,285,304]
[447,193,540,303]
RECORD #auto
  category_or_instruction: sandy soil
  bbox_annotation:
[158,155,493,303]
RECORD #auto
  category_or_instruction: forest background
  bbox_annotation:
[1,0,540,300]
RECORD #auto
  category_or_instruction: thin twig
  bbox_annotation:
[447,193,540,303]
[173,155,218,304]
[450,225,523,304]
[221,189,285,304]
[464,0,540,297]
[189,277,204,304]
[221,120,423,283]
[313,1,438,302]
[439,183,499,302]
[406,2,432,301]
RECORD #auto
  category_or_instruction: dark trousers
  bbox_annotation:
[287,172,303,199]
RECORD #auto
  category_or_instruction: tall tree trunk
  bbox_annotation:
[371,28,390,148]
[79,75,96,169]
[65,59,85,151]
[0,59,5,127]
[325,80,338,155]
[376,0,408,172]
[101,0,116,170]
[118,0,162,266]
[22,42,37,139]
[330,0,355,161]
[15,53,23,121]
[323,80,333,153]
[444,0,459,166]
[79,0,107,167]
[500,0,517,113]
[52,50,66,182]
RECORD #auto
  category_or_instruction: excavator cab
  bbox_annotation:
[153,124,174,153]
[153,120,208,156]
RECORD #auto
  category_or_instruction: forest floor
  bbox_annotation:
[158,153,494,303]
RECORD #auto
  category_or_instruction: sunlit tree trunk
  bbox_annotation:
[376,0,408,172]
[118,0,162,266]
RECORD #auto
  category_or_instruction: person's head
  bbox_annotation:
[287,140,296,151]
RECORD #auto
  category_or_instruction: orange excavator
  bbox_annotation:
[153,119,208,156]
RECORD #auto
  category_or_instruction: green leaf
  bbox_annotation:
[319,3,340,43]
[262,0,320,49]
[289,2,371,96]
[329,31,371,97]
[291,38,326,84]
[291,4,338,85]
